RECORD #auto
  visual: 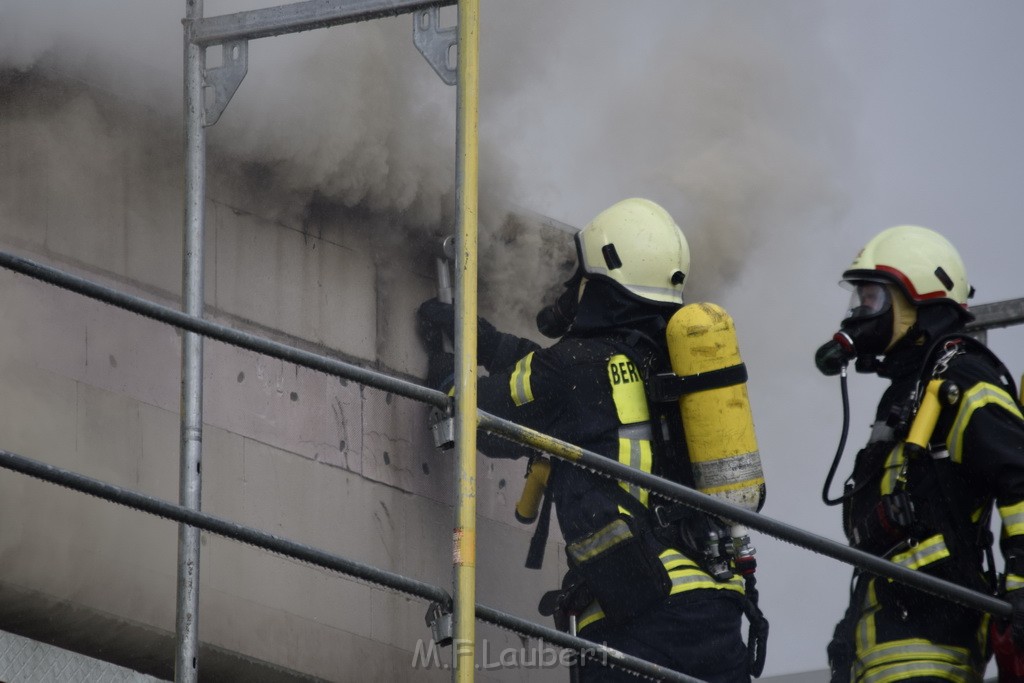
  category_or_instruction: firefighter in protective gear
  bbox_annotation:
[418,198,758,682]
[815,225,1024,682]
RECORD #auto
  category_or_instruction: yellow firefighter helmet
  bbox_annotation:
[842,225,972,320]
[575,198,690,306]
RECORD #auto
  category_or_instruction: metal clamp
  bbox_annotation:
[425,601,453,646]
[429,406,454,450]
[204,40,248,126]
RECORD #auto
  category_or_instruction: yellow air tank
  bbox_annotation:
[666,302,764,513]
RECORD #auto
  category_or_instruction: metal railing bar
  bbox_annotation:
[189,0,457,46]
[476,412,1014,620]
[0,448,451,605]
[474,605,701,683]
[0,251,447,410]
[965,298,1024,333]
[0,446,702,682]
[0,250,1010,619]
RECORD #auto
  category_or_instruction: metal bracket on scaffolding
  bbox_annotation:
[204,40,248,126]
[425,601,453,647]
[413,7,457,85]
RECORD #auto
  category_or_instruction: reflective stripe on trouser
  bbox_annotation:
[851,578,985,683]
[577,548,744,630]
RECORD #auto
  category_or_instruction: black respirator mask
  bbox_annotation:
[536,270,584,339]
[815,281,895,376]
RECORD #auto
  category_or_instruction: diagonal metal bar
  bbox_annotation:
[0,447,701,682]
[189,0,457,46]
[0,250,1011,621]
[476,412,1014,620]
[0,251,447,410]
[474,605,701,683]
[0,448,451,606]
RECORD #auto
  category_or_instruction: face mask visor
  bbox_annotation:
[841,281,892,323]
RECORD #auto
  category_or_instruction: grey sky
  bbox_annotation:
[2,0,1022,677]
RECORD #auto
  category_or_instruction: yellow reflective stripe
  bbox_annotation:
[509,352,535,406]
[667,568,744,595]
[660,550,698,571]
[856,580,880,653]
[855,636,976,683]
[566,518,633,564]
[880,443,906,496]
[857,638,971,670]
[616,436,652,507]
[947,382,1024,463]
[658,549,744,594]
[858,660,978,683]
[577,601,604,631]
[999,500,1024,538]
[1006,576,1024,592]
[889,534,949,570]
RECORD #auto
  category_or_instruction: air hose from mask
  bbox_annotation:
[821,363,852,506]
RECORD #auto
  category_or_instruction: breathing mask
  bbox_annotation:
[815,281,897,376]
[536,271,584,339]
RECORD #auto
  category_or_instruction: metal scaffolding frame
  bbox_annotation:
[179,1,482,680]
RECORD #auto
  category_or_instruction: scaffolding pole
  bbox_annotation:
[178,1,206,680]
[453,1,480,679]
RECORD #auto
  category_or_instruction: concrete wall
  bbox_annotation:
[0,71,568,681]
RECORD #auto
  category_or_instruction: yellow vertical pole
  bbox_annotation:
[453,0,479,680]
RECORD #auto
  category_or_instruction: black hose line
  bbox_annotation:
[822,365,852,506]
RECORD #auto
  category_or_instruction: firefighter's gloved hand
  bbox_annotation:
[815,338,851,376]
[417,298,451,354]
[416,298,503,362]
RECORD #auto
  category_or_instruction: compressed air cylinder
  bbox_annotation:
[666,303,764,513]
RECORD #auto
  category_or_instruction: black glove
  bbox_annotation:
[416,298,504,364]
[815,336,854,376]
[417,298,453,355]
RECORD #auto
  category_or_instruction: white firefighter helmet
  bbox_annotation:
[842,225,972,319]
[575,198,690,305]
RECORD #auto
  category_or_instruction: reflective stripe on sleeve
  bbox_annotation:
[946,382,1024,464]
[999,500,1024,538]
[577,601,604,631]
[1006,575,1024,592]
[509,352,536,406]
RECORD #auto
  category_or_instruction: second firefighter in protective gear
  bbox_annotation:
[418,197,767,682]
[816,225,1024,682]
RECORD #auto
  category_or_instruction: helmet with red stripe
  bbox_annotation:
[842,225,973,322]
